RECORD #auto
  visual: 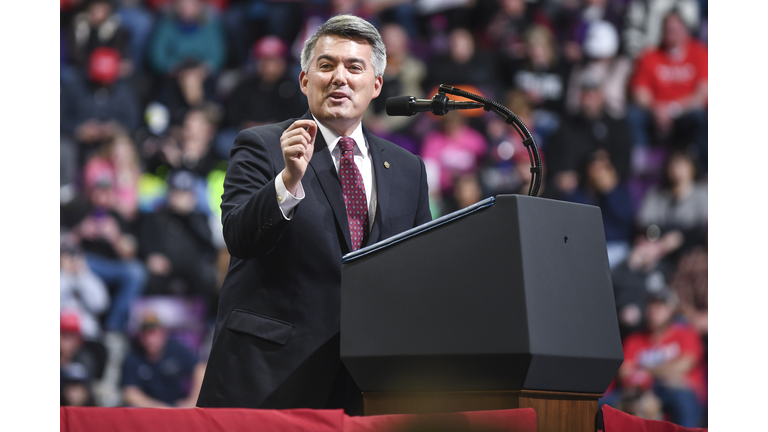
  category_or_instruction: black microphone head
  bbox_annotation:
[385,96,415,116]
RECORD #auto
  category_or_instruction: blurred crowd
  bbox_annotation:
[59,0,707,427]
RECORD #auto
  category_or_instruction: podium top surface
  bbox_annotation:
[342,196,496,264]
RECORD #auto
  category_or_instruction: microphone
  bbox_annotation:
[385,93,484,116]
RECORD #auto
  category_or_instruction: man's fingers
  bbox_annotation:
[305,121,317,144]
[284,144,307,160]
[286,119,317,134]
[282,133,312,153]
[283,120,317,145]
[282,128,313,146]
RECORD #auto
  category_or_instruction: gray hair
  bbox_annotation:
[300,14,387,78]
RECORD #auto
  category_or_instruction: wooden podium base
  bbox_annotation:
[363,390,602,432]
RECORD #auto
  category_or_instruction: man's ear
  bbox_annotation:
[371,75,383,99]
[299,70,309,96]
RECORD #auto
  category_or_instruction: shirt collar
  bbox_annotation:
[312,115,368,158]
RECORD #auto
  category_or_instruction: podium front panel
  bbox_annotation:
[341,195,623,394]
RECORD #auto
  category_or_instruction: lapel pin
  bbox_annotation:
[384,161,391,169]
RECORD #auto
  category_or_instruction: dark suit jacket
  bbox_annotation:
[197,111,432,408]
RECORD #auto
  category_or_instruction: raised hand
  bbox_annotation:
[280,119,317,195]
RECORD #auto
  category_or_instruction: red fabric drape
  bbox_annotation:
[60,407,538,432]
[601,405,707,432]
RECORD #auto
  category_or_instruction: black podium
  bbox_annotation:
[340,194,623,432]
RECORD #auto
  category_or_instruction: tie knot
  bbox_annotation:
[339,137,356,155]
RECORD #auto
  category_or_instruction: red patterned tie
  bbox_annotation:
[338,137,368,251]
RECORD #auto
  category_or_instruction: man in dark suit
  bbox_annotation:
[197,15,432,412]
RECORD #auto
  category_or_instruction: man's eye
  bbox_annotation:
[349,65,363,72]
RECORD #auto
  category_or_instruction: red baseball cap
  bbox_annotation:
[252,36,287,59]
[60,311,81,335]
[88,47,121,85]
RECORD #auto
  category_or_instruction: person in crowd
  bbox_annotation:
[627,11,707,170]
[148,0,227,124]
[610,149,702,339]
[221,35,308,157]
[196,14,431,412]
[66,173,146,333]
[481,0,551,88]
[421,110,488,213]
[666,242,708,410]
[60,312,104,405]
[636,150,707,259]
[442,172,484,214]
[617,288,705,427]
[83,133,142,223]
[363,22,427,139]
[551,0,627,64]
[622,0,701,59]
[60,47,141,153]
[61,362,97,407]
[141,106,224,215]
[61,362,99,408]
[565,19,633,119]
[143,107,223,179]
[64,0,133,76]
[511,25,571,140]
[610,227,684,339]
[116,0,157,72]
[668,246,707,337]
[61,236,110,342]
[220,0,304,68]
[565,149,635,268]
[423,27,502,100]
[485,0,545,55]
[481,89,550,198]
[121,312,206,407]
[138,170,219,316]
[147,0,226,77]
[546,73,633,198]
[624,150,707,344]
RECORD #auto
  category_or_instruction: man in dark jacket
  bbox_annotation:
[545,74,633,197]
[197,14,432,413]
[138,170,218,309]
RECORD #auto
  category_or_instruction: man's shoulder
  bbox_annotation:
[366,132,422,163]
[122,348,149,369]
[635,47,664,66]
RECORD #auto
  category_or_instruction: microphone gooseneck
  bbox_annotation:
[385,94,484,117]
[384,86,542,198]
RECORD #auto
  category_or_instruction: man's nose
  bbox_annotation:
[331,64,348,86]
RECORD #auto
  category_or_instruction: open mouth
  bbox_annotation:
[328,92,350,103]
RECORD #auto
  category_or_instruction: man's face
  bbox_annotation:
[300,35,382,134]
[176,0,203,23]
[580,87,605,118]
[88,2,112,26]
[60,331,82,361]
[381,24,408,60]
[140,327,168,359]
[645,300,674,332]
[662,14,689,49]
[168,189,196,215]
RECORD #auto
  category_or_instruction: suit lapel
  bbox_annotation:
[306,115,353,252]
[364,128,389,247]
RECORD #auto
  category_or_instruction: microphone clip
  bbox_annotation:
[430,92,452,116]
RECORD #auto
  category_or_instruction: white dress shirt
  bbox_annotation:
[275,116,377,233]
